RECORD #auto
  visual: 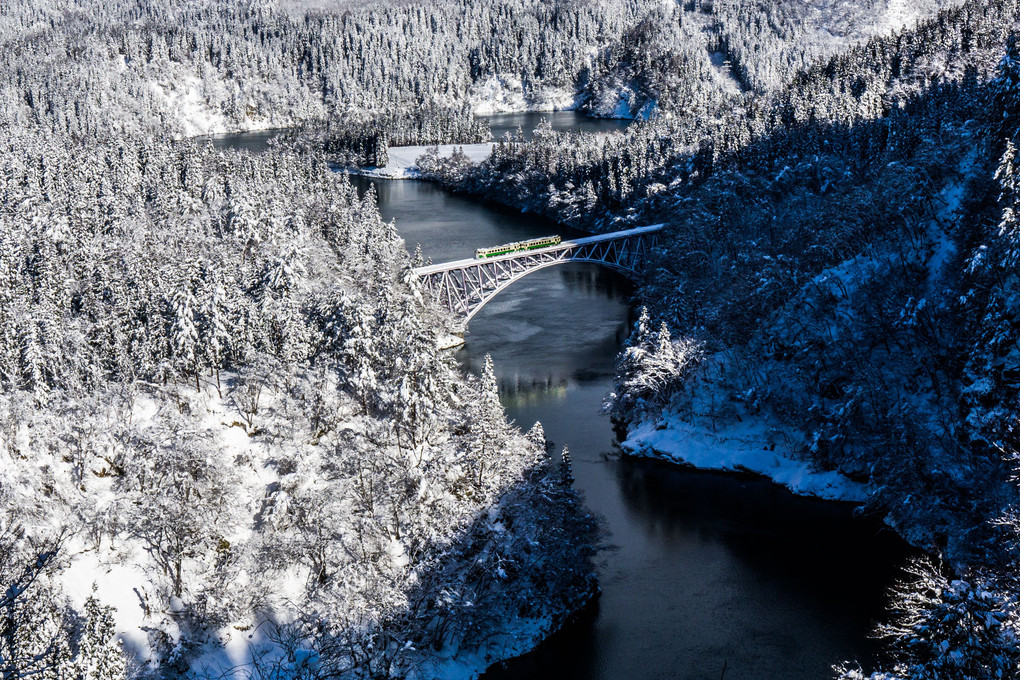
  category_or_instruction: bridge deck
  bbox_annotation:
[413,223,664,276]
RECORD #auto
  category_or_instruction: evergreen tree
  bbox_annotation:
[838,559,1020,680]
[74,593,126,680]
[994,35,1020,140]
[560,444,573,486]
[171,282,201,389]
[994,140,1020,268]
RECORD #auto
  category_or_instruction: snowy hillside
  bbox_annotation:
[0,129,597,679]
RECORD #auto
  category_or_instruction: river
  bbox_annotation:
[216,113,910,680]
[483,111,630,140]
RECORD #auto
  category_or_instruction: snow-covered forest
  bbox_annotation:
[0,129,599,677]
[5,0,1020,677]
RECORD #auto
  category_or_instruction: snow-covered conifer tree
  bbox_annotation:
[74,593,126,680]
[838,558,1020,680]
[171,281,201,389]
[994,35,1020,139]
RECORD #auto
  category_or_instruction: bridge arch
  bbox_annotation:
[461,256,637,323]
[413,224,662,325]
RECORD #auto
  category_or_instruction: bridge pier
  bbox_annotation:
[438,330,466,350]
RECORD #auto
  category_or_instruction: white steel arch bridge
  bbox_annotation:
[413,224,663,324]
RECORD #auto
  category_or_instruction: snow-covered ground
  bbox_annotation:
[709,51,745,96]
[149,75,231,138]
[623,416,868,502]
[148,62,312,138]
[417,615,564,680]
[881,0,950,32]
[32,372,578,680]
[927,141,979,293]
[438,332,466,350]
[48,383,287,672]
[468,74,578,115]
[346,143,495,179]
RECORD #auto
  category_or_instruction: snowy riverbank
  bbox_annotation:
[345,143,495,180]
[622,416,868,503]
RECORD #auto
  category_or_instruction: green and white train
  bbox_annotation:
[474,235,562,259]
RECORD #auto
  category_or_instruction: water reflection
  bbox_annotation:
[480,111,631,141]
[458,261,910,680]
[191,129,287,152]
[481,439,907,680]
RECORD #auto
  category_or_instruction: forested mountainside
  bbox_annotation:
[443,0,1016,226]
[451,9,1020,672]
[0,130,599,679]
[0,0,960,140]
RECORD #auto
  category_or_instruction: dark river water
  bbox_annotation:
[216,115,910,680]
[483,110,631,140]
[195,128,290,152]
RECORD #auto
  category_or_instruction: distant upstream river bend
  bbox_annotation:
[212,113,909,680]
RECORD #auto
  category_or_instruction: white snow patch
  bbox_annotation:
[708,51,743,96]
[883,0,927,32]
[873,0,966,36]
[148,67,289,139]
[59,547,153,660]
[346,143,494,179]
[438,333,466,350]
[188,623,292,680]
[49,381,275,670]
[624,416,867,502]
[468,74,577,115]
[150,76,230,138]
[387,538,410,571]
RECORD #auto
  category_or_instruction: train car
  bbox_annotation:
[475,235,561,259]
